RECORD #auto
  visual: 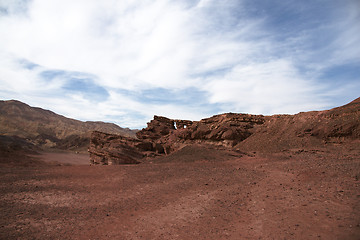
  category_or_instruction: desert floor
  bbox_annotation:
[1,144,359,239]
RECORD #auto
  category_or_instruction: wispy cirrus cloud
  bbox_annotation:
[0,0,359,128]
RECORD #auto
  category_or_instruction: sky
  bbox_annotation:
[0,0,359,129]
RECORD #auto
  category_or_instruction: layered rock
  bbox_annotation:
[177,113,265,146]
[236,98,360,152]
[89,131,142,165]
[89,97,360,164]
[89,131,169,165]
[136,116,176,140]
[89,113,266,164]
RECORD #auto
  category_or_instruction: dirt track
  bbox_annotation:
[1,145,359,239]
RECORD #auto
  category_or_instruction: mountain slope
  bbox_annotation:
[236,97,360,152]
[0,100,137,150]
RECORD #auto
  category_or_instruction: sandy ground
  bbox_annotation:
[0,145,359,239]
[34,151,90,165]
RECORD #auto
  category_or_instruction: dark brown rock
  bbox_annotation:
[89,131,142,165]
[174,120,193,129]
[135,141,154,151]
[180,113,264,146]
[136,115,175,140]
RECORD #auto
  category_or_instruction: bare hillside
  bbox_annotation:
[0,100,137,150]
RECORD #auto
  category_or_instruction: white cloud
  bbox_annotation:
[0,0,266,90]
[0,0,197,90]
[0,0,359,128]
[202,59,329,114]
[0,52,63,93]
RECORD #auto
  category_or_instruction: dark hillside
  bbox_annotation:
[0,100,137,150]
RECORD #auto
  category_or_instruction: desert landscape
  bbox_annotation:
[0,98,359,239]
[1,1,359,239]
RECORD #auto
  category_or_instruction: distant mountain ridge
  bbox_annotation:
[0,100,137,150]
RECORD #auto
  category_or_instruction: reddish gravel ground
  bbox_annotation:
[1,144,359,239]
[35,151,90,166]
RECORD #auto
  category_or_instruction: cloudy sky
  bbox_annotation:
[0,0,359,129]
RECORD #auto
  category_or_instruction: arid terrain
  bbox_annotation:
[0,99,359,239]
[0,100,137,151]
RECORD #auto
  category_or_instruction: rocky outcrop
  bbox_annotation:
[89,97,360,164]
[89,131,169,165]
[177,113,265,146]
[136,116,176,140]
[89,113,266,164]
[236,98,360,152]
[89,131,142,165]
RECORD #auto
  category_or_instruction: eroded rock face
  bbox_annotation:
[136,116,176,140]
[236,99,360,152]
[89,130,170,165]
[89,131,142,165]
[178,113,265,145]
[174,120,193,129]
[89,98,360,164]
[89,113,265,164]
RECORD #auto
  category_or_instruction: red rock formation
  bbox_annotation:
[136,116,176,140]
[178,113,264,145]
[89,131,142,165]
[174,120,193,129]
[89,130,170,165]
[89,98,360,164]
[236,98,360,152]
[89,113,266,164]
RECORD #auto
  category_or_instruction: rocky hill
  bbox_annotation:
[0,100,137,151]
[89,97,360,164]
[236,97,360,153]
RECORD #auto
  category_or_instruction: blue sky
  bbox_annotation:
[0,0,359,129]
